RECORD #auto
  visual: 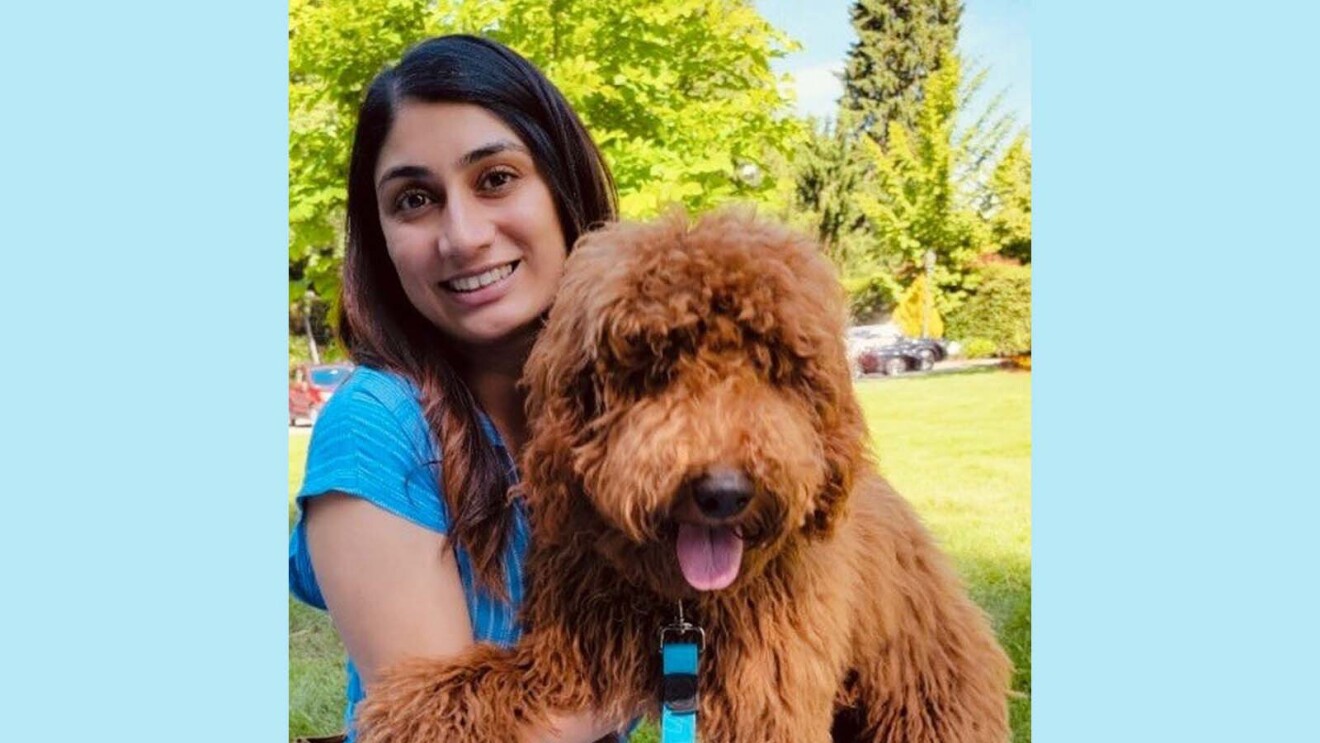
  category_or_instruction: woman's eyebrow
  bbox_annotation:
[458,140,530,168]
[376,142,529,190]
[377,164,432,190]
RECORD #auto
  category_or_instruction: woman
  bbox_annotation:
[289,35,629,742]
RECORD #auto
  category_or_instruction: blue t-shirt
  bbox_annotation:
[288,366,531,739]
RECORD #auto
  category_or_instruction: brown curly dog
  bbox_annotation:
[356,208,1012,742]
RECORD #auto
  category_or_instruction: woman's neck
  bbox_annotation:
[452,331,535,455]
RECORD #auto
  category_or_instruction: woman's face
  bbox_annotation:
[374,101,567,350]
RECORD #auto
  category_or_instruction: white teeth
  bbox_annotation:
[445,262,515,292]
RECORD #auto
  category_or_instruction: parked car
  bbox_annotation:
[289,362,354,425]
[856,337,949,376]
[846,324,903,375]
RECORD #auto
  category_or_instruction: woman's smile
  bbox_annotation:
[438,259,522,307]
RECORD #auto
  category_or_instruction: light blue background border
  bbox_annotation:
[1034,0,1319,740]
[1,1,288,740]
[3,1,1318,741]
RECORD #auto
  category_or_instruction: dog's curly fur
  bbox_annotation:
[356,208,1012,742]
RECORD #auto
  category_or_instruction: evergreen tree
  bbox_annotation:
[841,0,962,146]
[893,274,945,338]
[791,113,871,269]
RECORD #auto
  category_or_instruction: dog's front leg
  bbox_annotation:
[354,636,607,743]
[845,503,1013,742]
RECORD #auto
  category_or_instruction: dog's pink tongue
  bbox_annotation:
[676,523,744,591]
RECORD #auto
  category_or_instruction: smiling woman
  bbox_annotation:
[372,102,568,349]
[288,35,629,743]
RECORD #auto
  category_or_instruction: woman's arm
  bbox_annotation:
[304,492,624,742]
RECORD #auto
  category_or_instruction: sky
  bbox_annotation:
[755,0,1031,131]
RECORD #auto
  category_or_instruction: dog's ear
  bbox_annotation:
[803,364,869,538]
[756,227,870,538]
[519,234,615,544]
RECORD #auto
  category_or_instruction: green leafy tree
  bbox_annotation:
[983,133,1032,263]
[289,0,801,308]
[289,0,435,305]
[841,0,962,146]
[853,52,1016,312]
[463,0,802,217]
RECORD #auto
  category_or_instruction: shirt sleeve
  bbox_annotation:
[289,368,447,608]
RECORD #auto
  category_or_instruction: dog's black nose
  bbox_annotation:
[692,467,753,520]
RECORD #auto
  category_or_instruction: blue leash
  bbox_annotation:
[660,603,703,743]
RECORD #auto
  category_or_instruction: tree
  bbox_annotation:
[288,0,435,305]
[464,0,802,217]
[853,52,1016,312]
[841,0,962,146]
[892,273,944,338]
[788,113,872,270]
[983,133,1032,263]
[288,0,802,306]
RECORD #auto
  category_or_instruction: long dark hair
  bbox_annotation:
[338,35,617,596]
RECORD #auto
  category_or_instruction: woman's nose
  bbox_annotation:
[438,194,495,258]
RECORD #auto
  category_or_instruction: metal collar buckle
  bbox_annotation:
[658,600,706,651]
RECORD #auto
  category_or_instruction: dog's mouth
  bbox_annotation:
[674,523,744,591]
[656,467,786,592]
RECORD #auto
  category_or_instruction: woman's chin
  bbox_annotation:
[449,313,543,352]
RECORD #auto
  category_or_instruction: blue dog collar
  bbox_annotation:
[660,604,703,743]
[661,641,698,742]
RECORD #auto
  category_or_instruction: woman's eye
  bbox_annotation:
[478,169,517,192]
[395,190,432,212]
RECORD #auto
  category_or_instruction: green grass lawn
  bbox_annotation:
[857,369,1031,742]
[288,368,1031,741]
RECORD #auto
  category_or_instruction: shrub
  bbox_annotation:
[946,264,1031,355]
[842,271,900,324]
[961,337,999,359]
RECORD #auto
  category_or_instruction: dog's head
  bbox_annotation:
[522,207,869,598]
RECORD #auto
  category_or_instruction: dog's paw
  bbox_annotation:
[354,653,523,743]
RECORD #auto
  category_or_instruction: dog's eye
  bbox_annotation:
[580,379,602,419]
[612,363,674,400]
[763,346,817,394]
[645,365,675,391]
[744,341,790,387]
[769,354,798,386]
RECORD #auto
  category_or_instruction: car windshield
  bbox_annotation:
[310,366,352,388]
[849,326,899,341]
